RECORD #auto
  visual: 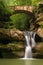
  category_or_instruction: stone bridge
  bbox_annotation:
[9,6,35,17]
[9,6,34,12]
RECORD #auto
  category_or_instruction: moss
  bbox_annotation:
[40,24,43,28]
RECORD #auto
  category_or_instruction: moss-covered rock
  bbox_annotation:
[0,42,25,58]
[0,29,25,58]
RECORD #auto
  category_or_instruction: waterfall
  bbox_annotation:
[24,31,36,59]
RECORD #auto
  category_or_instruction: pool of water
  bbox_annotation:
[0,59,43,65]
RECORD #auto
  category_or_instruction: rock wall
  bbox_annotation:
[33,4,43,58]
[0,28,43,58]
[0,29,25,58]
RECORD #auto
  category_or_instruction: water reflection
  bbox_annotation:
[0,59,43,65]
[20,58,33,65]
[25,60,32,65]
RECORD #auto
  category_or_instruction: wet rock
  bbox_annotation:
[33,42,43,58]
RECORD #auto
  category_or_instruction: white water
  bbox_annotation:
[24,31,36,59]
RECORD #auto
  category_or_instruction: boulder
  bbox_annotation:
[36,28,43,38]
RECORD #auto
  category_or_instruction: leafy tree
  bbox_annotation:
[0,0,13,21]
[3,0,43,6]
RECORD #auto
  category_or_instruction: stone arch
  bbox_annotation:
[9,6,36,30]
[9,6,35,18]
[13,10,34,18]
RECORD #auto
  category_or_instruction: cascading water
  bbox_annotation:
[24,31,36,59]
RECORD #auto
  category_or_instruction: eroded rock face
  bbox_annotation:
[34,4,43,39]
[10,29,24,40]
[0,42,25,58]
[33,42,43,58]
[0,29,25,58]
[0,29,43,58]
[0,29,24,42]
[36,28,43,38]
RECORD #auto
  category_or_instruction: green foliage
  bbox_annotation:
[40,24,43,28]
[3,0,32,6]
[31,0,38,6]
[0,0,13,21]
[0,0,9,15]
[0,0,43,30]
[3,0,43,6]
[10,13,31,30]
[2,22,15,29]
